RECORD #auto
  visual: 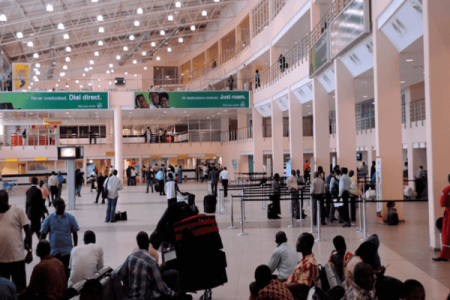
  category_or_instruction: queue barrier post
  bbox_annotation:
[309,195,315,234]
[356,195,362,232]
[228,195,237,229]
[288,195,297,228]
[261,184,265,210]
[315,199,325,242]
[297,189,304,222]
[237,198,248,236]
[360,198,367,241]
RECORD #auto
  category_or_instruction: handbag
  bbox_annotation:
[102,178,109,199]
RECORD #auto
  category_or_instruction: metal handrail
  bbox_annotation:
[221,126,253,142]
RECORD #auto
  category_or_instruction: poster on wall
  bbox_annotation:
[0,92,109,110]
[232,159,238,170]
[309,30,331,77]
[13,63,30,91]
[376,157,383,223]
[134,91,250,109]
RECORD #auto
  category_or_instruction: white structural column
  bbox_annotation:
[237,112,247,139]
[221,117,229,141]
[252,108,264,173]
[312,78,330,174]
[271,98,284,176]
[114,105,124,181]
[334,58,357,172]
[423,0,450,250]
[373,20,404,221]
[289,88,304,172]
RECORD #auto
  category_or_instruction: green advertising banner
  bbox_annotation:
[309,30,330,77]
[0,92,109,110]
[134,91,250,109]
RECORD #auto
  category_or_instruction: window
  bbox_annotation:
[28,161,55,171]
[154,67,178,86]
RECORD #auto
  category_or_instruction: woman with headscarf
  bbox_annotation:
[249,265,294,300]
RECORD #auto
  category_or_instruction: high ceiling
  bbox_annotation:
[0,0,247,79]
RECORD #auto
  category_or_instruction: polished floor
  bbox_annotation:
[7,182,450,300]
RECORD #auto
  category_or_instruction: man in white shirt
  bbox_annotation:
[68,231,104,287]
[311,171,326,226]
[267,231,299,279]
[219,167,230,197]
[338,168,352,228]
[104,170,123,223]
[286,170,304,219]
[130,167,137,186]
[48,171,58,203]
[0,190,33,293]
[165,173,180,206]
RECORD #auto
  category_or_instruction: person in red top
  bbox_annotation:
[433,174,450,261]
[304,161,311,183]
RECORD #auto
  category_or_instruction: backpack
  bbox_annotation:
[317,264,330,292]
[331,179,339,197]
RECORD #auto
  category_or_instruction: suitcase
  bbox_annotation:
[203,195,217,213]
[387,208,399,225]
[115,211,121,221]
[267,204,278,219]
[120,211,127,221]
[155,185,160,192]
[185,192,195,206]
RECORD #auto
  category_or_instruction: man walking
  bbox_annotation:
[209,167,220,197]
[156,168,166,196]
[95,173,106,204]
[126,166,131,186]
[25,177,46,238]
[104,170,123,223]
[219,167,230,198]
[40,198,80,280]
[338,168,352,228]
[0,190,33,293]
[131,167,137,186]
[146,168,154,193]
[48,171,58,203]
[57,172,64,198]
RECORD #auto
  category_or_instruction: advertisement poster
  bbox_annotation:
[232,159,238,170]
[13,63,30,91]
[309,30,330,77]
[134,91,250,109]
[0,92,109,110]
[376,157,383,223]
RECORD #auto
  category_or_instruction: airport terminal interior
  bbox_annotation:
[0,0,449,299]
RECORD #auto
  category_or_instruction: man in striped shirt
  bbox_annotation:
[112,232,178,300]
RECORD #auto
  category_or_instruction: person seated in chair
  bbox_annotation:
[329,235,353,281]
[342,262,375,300]
[112,231,179,300]
[402,279,425,300]
[249,265,294,300]
[267,232,299,279]
[283,233,319,299]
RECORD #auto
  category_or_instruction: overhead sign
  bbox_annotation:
[330,0,371,58]
[13,63,30,91]
[0,92,109,110]
[309,30,331,77]
[32,125,58,129]
[134,91,250,109]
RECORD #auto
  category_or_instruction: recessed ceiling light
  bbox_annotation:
[144,67,147,70]
[57,23,64,29]
[16,32,23,38]
[137,7,143,14]
[60,72,65,76]
[175,1,181,8]
[190,25,195,31]
[202,10,207,16]
[90,60,94,64]
[0,14,7,22]
[400,81,405,83]
[123,46,128,51]
[167,47,171,52]
[134,20,140,26]
[178,37,183,43]
[156,57,160,60]
[129,35,135,40]
[363,95,368,98]
[35,63,40,68]
[46,4,53,12]
[99,27,104,33]
[151,42,156,47]
[83,73,85,76]
[214,0,220,2]
[133,60,137,64]
[89,67,93,70]
[160,30,165,35]
[63,34,69,40]
[75,80,79,83]
[27,41,34,47]
[142,51,146,55]
[106,70,110,74]
[92,0,98,2]
[97,15,103,21]
[116,55,120,60]
[97,40,104,46]
[33,53,39,58]
[125,72,128,75]
[63,65,68,69]
[168,15,174,21]
[406,59,413,62]
[108,63,113,68]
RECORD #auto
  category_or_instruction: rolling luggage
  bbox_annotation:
[267,204,278,219]
[155,185,160,192]
[204,195,217,213]
[174,214,223,252]
[387,208,399,225]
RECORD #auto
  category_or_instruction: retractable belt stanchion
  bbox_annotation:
[315,199,325,242]
[217,189,223,214]
[309,195,314,233]
[240,188,248,223]
[297,189,303,222]
[220,188,226,212]
[288,194,297,228]
[360,197,367,241]
[356,195,362,232]
[261,184,265,210]
[238,197,248,236]
[228,195,236,229]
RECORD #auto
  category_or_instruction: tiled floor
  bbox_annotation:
[7,182,450,300]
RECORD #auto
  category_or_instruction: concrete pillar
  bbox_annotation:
[423,0,450,250]
[237,69,244,91]
[334,58,357,173]
[310,0,322,28]
[312,78,330,175]
[237,112,247,140]
[289,88,303,173]
[373,19,404,221]
[83,155,87,186]
[114,105,123,182]
[271,99,284,176]
[252,108,264,173]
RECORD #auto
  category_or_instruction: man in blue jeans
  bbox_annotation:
[104,170,123,223]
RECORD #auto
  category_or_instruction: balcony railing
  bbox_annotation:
[221,127,253,142]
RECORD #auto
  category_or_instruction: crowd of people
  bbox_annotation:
[250,231,430,300]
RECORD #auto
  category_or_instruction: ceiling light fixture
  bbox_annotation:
[97,40,104,46]
[84,68,89,71]
[156,57,160,60]
[90,60,94,65]
[92,0,98,2]
[406,59,413,62]
[63,65,68,69]
[190,25,195,31]
[0,14,7,22]
[116,55,120,60]
[133,60,137,64]
[106,70,110,74]
[142,51,146,56]
[35,70,40,75]
[202,10,207,16]
[60,72,65,76]
[63,33,69,40]
[137,7,143,14]
[57,23,64,29]
[167,47,172,52]
[27,41,34,47]
[134,20,140,26]
[168,15,174,21]
[16,32,23,38]
[400,81,405,83]
[33,53,39,58]
[123,46,128,51]
[35,63,40,68]
[178,37,183,43]
[144,67,147,70]
[175,1,181,8]
[46,4,53,12]
[214,0,220,2]
[65,46,71,52]
[160,30,165,35]
[65,57,70,62]
[129,35,135,40]
[109,63,113,68]
[99,27,104,33]
[151,42,156,47]
[97,15,103,21]
[94,51,99,56]
[89,67,93,70]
